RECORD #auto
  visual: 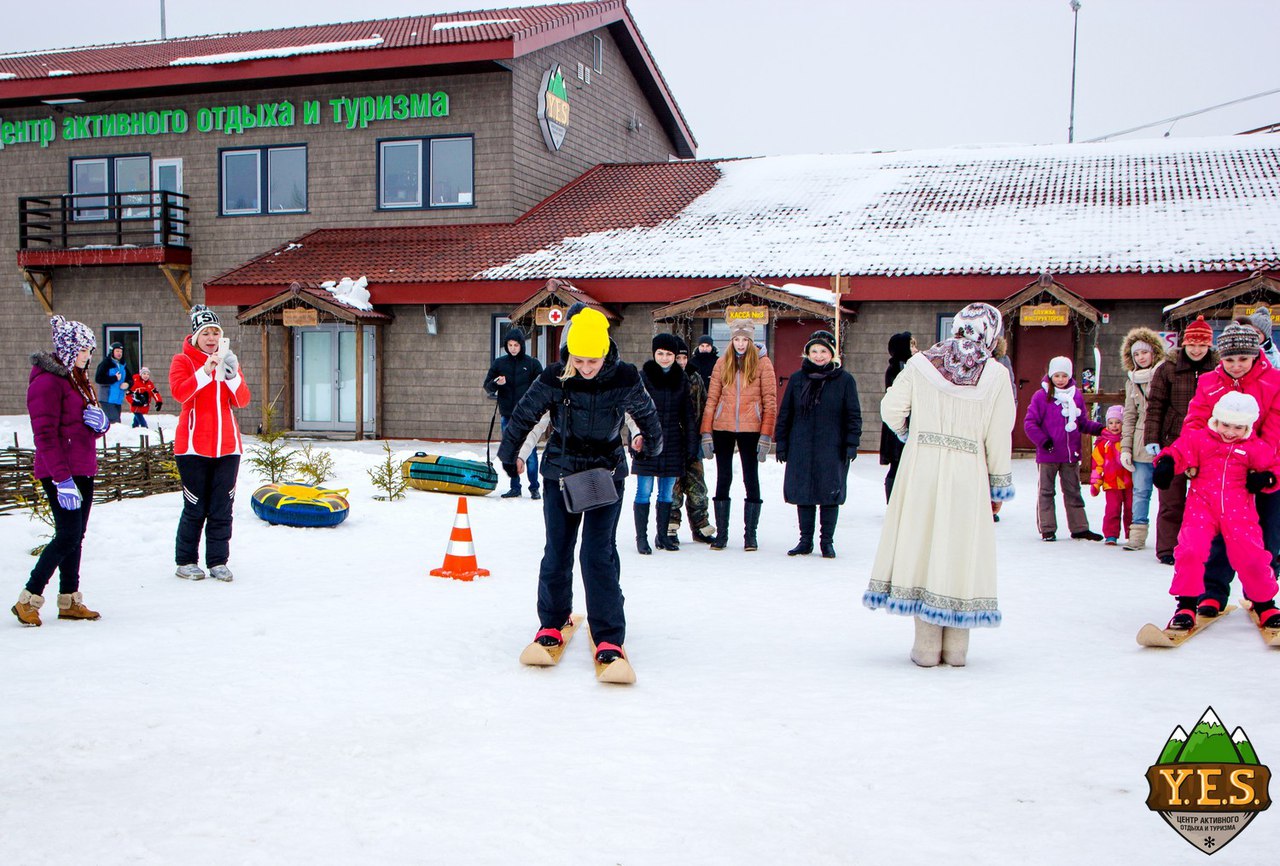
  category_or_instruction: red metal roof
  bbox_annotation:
[206,160,722,290]
[0,1,694,157]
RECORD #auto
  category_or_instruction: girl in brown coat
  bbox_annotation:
[700,323,777,551]
[1119,326,1169,551]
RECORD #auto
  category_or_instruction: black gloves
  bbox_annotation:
[1247,470,1277,495]
[1043,439,1054,452]
[775,451,787,464]
[502,462,519,479]
[1152,455,1176,490]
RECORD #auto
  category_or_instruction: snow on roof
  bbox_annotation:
[170,37,384,66]
[482,136,1280,280]
[1163,286,1221,313]
[778,283,838,305]
[432,18,521,31]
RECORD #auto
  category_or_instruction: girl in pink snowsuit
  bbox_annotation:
[1155,391,1280,629]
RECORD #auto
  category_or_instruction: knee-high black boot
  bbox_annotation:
[819,505,839,558]
[743,500,763,552]
[788,505,815,556]
[634,503,652,555]
[711,499,731,551]
[655,502,678,551]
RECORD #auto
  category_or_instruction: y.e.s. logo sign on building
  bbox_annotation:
[538,65,570,151]
[1146,707,1270,854]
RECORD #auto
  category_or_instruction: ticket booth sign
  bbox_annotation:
[1019,303,1070,327]
[1232,304,1280,325]
[725,304,770,326]
[535,305,566,326]
[282,307,319,327]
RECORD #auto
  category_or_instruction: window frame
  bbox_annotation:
[593,35,604,73]
[68,152,151,222]
[102,323,143,378]
[375,134,475,211]
[218,143,309,217]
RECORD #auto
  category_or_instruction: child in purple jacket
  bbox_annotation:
[12,316,109,627]
[1023,356,1104,541]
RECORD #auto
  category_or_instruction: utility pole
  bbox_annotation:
[161,0,167,39]
[1068,0,1082,143]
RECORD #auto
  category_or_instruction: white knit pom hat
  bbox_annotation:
[1211,391,1260,436]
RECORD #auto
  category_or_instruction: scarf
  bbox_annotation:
[922,338,992,387]
[798,359,840,414]
[1053,385,1081,432]
[1129,365,1156,396]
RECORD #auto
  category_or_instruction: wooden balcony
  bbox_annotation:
[17,190,191,268]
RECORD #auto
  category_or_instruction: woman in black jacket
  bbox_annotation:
[498,307,661,673]
[632,333,698,554]
[774,330,863,558]
[879,332,914,502]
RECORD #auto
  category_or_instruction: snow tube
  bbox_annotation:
[250,483,350,527]
[401,453,498,496]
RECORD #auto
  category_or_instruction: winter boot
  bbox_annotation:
[788,505,815,556]
[1123,524,1149,551]
[1196,598,1223,619]
[1250,599,1280,629]
[208,565,234,583]
[57,592,100,621]
[1168,596,1199,630]
[175,564,206,580]
[941,627,970,666]
[11,589,44,627]
[743,499,763,552]
[655,502,678,551]
[819,505,839,559]
[634,503,652,555]
[1072,529,1103,541]
[711,499,731,551]
[910,617,943,667]
[501,483,522,499]
[692,524,716,544]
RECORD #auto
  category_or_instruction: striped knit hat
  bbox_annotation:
[1182,316,1214,346]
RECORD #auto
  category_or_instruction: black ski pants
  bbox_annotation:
[176,454,240,568]
[537,476,626,646]
[712,430,761,501]
[27,476,94,596]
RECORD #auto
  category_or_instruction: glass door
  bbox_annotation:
[294,324,376,432]
[153,158,183,244]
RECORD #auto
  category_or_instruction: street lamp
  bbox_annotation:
[1068,0,1082,143]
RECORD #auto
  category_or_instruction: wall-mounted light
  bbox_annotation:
[40,98,85,105]
[425,313,438,336]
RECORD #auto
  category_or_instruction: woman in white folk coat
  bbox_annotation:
[863,303,1016,667]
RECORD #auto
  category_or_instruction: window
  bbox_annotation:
[491,314,548,366]
[71,155,150,221]
[103,324,142,377]
[593,35,604,73]
[706,319,771,351]
[378,136,473,209]
[220,145,307,215]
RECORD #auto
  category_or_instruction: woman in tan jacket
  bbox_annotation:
[700,322,777,551]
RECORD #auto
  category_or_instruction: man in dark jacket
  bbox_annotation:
[667,337,716,543]
[484,327,544,498]
[93,342,130,425]
[690,335,718,391]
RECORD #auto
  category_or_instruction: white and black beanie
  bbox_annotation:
[190,304,221,339]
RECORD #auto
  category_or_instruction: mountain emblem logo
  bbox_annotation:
[537,65,570,151]
[1145,707,1271,854]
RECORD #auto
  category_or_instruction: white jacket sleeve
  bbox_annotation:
[880,364,914,443]
[985,362,1016,499]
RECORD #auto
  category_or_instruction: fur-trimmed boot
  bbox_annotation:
[911,617,943,667]
[1123,524,1149,551]
[788,505,815,556]
[819,505,839,558]
[12,589,44,627]
[743,500,763,551]
[711,499,731,551]
[941,627,969,666]
[654,502,678,551]
[57,592,100,621]
[634,503,652,555]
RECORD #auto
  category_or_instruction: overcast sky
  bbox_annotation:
[2,0,1276,158]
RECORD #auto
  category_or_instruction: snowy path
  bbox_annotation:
[0,416,1264,864]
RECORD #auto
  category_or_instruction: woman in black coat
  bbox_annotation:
[879,331,914,502]
[774,330,863,558]
[631,334,698,554]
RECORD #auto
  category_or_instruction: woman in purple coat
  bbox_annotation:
[1023,356,1104,542]
[12,316,110,627]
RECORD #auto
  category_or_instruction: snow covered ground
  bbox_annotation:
[0,415,1266,864]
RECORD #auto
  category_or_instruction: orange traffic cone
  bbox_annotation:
[430,497,491,581]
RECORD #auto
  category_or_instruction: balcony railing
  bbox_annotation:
[18,190,190,251]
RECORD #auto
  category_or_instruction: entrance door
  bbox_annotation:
[294,325,376,432]
[1011,325,1075,450]
[771,318,829,404]
[152,158,183,244]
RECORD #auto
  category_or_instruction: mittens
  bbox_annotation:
[55,478,81,511]
[1089,484,1100,497]
[1247,470,1277,495]
[220,350,239,380]
[1145,442,1161,457]
[756,435,772,463]
[1043,439,1054,452]
[701,434,714,460]
[1152,455,1176,490]
[1119,451,1136,473]
[82,405,109,433]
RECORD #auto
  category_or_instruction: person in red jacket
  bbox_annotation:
[126,366,163,428]
[169,305,250,582]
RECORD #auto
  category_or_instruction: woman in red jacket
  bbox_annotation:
[169,305,251,582]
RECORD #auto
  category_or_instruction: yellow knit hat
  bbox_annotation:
[565,307,610,359]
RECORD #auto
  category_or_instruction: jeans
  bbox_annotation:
[1130,461,1154,525]
[537,476,626,645]
[500,416,539,491]
[1202,489,1280,604]
[132,412,149,428]
[27,477,94,595]
[633,475,677,503]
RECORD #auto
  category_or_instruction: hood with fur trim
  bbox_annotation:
[1120,326,1168,373]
